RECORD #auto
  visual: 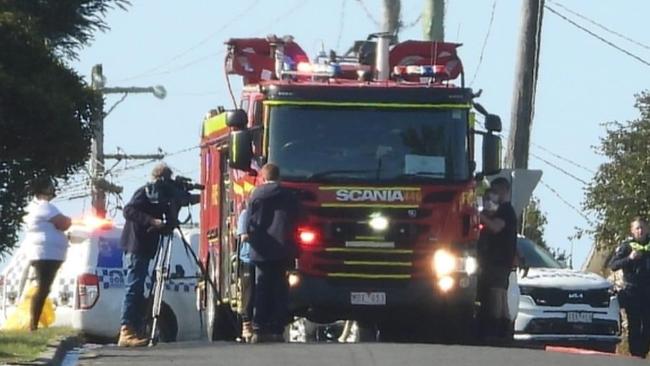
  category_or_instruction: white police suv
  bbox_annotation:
[0,216,202,342]
[515,237,621,352]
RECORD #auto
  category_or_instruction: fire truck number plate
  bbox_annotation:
[350,292,386,305]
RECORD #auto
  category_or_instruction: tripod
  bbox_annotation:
[148,230,175,346]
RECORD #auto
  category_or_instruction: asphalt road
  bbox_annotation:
[76,341,645,366]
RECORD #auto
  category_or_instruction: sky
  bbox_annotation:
[5,0,650,270]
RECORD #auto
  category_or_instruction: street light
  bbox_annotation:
[89,64,167,218]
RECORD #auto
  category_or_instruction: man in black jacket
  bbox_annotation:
[246,163,300,342]
[609,217,650,358]
[478,177,517,340]
[117,164,171,347]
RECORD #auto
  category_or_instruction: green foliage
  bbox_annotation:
[0,0,128,255]
[523,196,548,249]
[0,327,77,363]
[584,92,650,251]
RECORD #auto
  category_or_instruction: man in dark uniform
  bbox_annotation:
[609,217,650,358]
[117,163,172,347]
[246,163,300,343]
[478,177,517,340]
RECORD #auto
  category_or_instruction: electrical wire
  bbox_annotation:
[532,143,596,174]
[547,0,650,51]
[545,4,650,67]
[401,14,422,29]
[116,0,310,83]
[531,152,589,185]
[469,0,497,87]
[354,0,380,26]
[335,0,347,53]
[539,179,593,224]
[116,0,261,82]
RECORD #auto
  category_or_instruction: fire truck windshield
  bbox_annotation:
[267,106,470,183]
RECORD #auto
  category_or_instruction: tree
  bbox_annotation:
[0,0,129,255]
[583,91,650,253]
[523,196,548,249]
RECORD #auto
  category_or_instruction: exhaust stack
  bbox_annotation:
[374,33,392,82]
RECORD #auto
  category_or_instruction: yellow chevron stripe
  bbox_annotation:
[325,248,413,254]
[327,273,411,279]
[343,261,412,267]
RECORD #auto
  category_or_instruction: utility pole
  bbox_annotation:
[423,0,445,41]
[90,64,107,218]
[505,0,545,169]
[382,0,401,37]
[89,64,166,218]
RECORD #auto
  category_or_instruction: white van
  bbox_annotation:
[0,217,203,342]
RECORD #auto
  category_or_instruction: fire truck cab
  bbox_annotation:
[198,34,503,342]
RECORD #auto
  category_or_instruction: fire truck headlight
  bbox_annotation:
[432,249,457,277]
[465,256,478,275]
[288,273,300,288]
[368,214,389,231]
[438,276,455,292]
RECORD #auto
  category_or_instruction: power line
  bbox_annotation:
[547,0,650,51]
[469,0,498,87]
[480,120,597,177]
[354,0,380,26]
[335,0,347,53]
[401,14,422,29]
[252,0,312,34]
[120,0,311,82]
[531,152,589,185]
[540,179,593,224]
[116,0,261,82]
[545,4,650,68]
[532,143,596,174]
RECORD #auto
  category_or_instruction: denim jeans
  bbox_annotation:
[120,253,150,329]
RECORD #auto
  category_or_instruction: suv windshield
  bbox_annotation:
[517,237,563,269]
[267,106,469,182]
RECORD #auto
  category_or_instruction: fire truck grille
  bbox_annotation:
[311,248,419,280]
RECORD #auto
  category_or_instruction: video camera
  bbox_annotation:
[146,175,204,229]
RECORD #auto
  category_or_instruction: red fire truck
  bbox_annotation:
[197,34,502,342]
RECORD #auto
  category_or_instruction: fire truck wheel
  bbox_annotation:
[205,261,237,341]
[356,322,378,342]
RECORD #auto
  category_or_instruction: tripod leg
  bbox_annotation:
[149,235,173,346]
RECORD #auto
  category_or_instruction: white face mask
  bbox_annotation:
[485,200,499,212]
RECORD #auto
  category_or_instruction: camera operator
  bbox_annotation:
[117,163,174,347]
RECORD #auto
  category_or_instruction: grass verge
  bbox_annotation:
[0,326,77,363]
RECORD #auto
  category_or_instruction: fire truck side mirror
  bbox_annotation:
[484,114,502,132]
[225,109,248,129]
[482,133,502,175]
[229,130,253,171]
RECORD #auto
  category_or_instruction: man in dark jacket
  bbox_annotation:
[118,164,171,347]
[246,163,300,342]
[478,177,517,340]
[609,217,650,358]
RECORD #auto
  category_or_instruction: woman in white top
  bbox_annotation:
[22,177,71,330]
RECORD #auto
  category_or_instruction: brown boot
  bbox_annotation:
[118,325,149,347]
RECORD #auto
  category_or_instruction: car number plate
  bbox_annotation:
[567,312,593,323]
[351,292,386,305]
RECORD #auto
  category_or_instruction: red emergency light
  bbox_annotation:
[297,227,318,246]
